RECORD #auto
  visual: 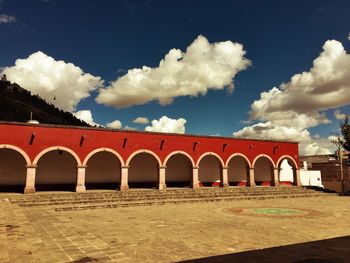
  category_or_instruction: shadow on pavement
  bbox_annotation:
[179,235,350,263]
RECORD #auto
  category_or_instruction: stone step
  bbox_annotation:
[51,193,336,211]
[11,189,334,207]
[8,188,321,204]
[6,187,317,200]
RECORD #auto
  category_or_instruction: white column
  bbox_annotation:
[249,167,256,187]
[295,169,301,186]
[24,165,37,194]
[273,167,280,186]
[120,165,129,191]
[76,165,86,192]
[221,167,229,187]
[192,166,200,188]
[158,166,166,190]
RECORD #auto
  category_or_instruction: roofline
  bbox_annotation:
[0,120,299,144]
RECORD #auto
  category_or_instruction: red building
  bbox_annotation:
[0,121,301,193]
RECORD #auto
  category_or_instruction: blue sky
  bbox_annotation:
[1,0,350,155]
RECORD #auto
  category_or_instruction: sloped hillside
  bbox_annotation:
[0,78,90,126]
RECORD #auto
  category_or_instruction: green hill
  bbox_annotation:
[0,75,90,127]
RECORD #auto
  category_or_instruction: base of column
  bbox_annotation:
[120,184,129,191]
[24,186,35,194]
[272,181,280,187]
[248,182,256,187]
[221,183,229,187]
[295,180,302,186]
[158,183,166,190]
[75,185,86,192]
[192,182,200,189]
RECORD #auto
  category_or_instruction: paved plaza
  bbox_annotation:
[0,195,349,262]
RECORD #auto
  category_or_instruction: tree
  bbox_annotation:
[340,114,350,151]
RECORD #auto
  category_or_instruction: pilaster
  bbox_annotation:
[158,166,166,190]
[192,166,200,188]
[273,167,280,186]
[76,165,86,192]
[248,167,256,187]
[295,169,301,186]
[120,166,129,191]
[24,165,37,194]
[221,167,229,187]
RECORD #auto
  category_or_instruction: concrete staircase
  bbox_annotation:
[3,187,336,211]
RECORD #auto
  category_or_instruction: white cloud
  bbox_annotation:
[233,121,334,156]
[302,137,334,156]
[4,51,103,112]
[145,116,186,134]
[0,14,16,24]
[96,35,251,108]
[106,120,122,129]
[233,121,311,142]
[133,117,149,124]
[234,39,350,155]
[250,40,350,128]
[348,33,350,41]
[124,125,137,131]
[74,110,99,126]
[334,109,347,120]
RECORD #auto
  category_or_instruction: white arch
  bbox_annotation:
[163,151,195,167]
[225,153,252,168]
[33,146,81,165]
[83,148,125,166]
[252,154,276,168]
[196,152,224,167]
[0,144,31,165]
[276,155,298,169]
[126,149,162,166]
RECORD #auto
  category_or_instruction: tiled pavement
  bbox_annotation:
[1,195,350,263]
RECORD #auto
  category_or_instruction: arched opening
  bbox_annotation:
[278,157,298,186]
[254,156,274,186]
[36,150,78,191]
[128,152,159,188]
[227,155,250,186]
[165,153,193,188]
[198,155,222,187]
[0,149,27,193]
[85,151,121,190]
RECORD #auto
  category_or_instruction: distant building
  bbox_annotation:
[0,74,10,87]
[300,153,350,192]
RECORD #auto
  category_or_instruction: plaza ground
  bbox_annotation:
[0,195,349,262]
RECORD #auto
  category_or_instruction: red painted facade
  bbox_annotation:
[0,121,299,168]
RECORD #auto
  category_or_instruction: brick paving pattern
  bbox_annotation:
[0,194,350,262]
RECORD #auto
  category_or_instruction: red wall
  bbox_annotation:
[0,122,299,167]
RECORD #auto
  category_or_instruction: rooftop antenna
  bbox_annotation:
[27,111,39,124]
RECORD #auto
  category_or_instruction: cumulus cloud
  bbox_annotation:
[74,110,99,126]
[233,121,333,155]
[133,117,149,124]
[145,116,186,134]
[334,110,347,120]
[96,35,251,108]
[234,39,350,155]
[106,120,122,129]
[348,33,350,41]
[4,51,103,112]
[0,14,16,24]
[250,40,350,128]
[233,121,311,142]
[124,125,137,131]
